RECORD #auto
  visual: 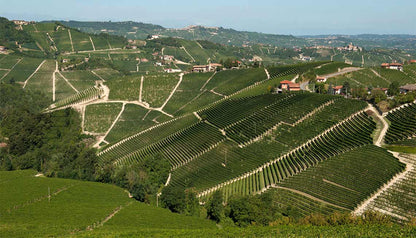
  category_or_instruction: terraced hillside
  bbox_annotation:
[385,102,416,144]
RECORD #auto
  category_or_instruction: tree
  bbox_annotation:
[185,188,200,216]
[160,186,185,213]
[387,81,400,96]
[206,190,223,222]
[342,81,350,95]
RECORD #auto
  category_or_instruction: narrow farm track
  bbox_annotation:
[57,71,79,93]
[93,103,126,148]
[91,70,106,82]
[23,60,46,88]
[271,185,349,210]
[199,71,216,91]
[89,36,96,51]
[370,68,391,83]
[180,46,196,62]
[68,29,75,52]
[83,202,132,232]
[0,58,22,81]
[139,75,144,102]
[264,68,270,79]
[159,73,183,110]
[53,61,58,101]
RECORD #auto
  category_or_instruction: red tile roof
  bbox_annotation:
[333,86,343,90]
[280,80,293,84]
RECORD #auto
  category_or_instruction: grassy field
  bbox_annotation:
[142,73,181,108]
[106,75,142,101]
[84,103,123,134]
[25,59,55,102]
[104,104,159,143]
[0,170,216,237]
[2,57,44,83]
[55,72,77,101]
[61,70,100,91]
[163,72,214,114]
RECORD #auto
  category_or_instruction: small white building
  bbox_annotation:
[164,68,182,73]
[381,63,403,72]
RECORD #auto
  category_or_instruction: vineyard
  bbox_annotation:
[52,86,104,109]
[385,102,416,144]
[365,154,416,221]
[197,111,377,201]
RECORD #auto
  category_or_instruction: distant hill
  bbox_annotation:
[60,21,308,48]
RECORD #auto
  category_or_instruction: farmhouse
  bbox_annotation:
[0,46,6,52]
[333,85,343,95]
[280,80,301,92]
[161,55,175,61]
[410,60,416,64]
[400,84,416,94]
[141,58,149,63]
[381,63,403,71]
[192,63,222,73]
[62,59,70,63]
[12,20,30,25]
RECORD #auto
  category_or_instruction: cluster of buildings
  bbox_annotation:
[336,43,362,52]
[192,63,222,73]
[279,80,301,92]
[381,62,404,71]
[12,20,34,25]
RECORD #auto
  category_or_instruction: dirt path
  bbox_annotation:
[53,61,58,101]
[46,33,58,51]
[210,89,226,97]
[84,202,132,232]
[352,106,413,216]
[35,41,46,55]
[195,41,203,49]
[57,71,79,93]
[89,36,96,51]
[91,70,106,82]
[159,73,183,110]
[271,185,349,210]
[107,40,113,50]
[200,71,216,91]
[180,46,196,62]
[370,68,391,83]
[291,74,299,83]
[368,104,388,146]
[264,68,270,79]
[0,58,22,81]
[68,29,75,52]
[23,60,46,88]
[93,103,126,148]
[320,67,362,79]
[139,75,144,102]
[161,47,165,55]
[353,152,413,216]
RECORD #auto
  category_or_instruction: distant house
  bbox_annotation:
[161,55,175,61]
[0,142,7,148]
[155,62,163,66]
[289,83,301,91]
[381,63,403,71]
[333,85,343,95]
[192,63,222,73]
[164,68,182,73]
[400,84,416,94]
[410,60,416,64]
[0,46,6,52]
[141,58,149,63]
[150,35,160,40]
[152,52,159,56]
[62,58,70,63]
[12,20,30,25]
[316,76,327,83]
[280,80,293,90]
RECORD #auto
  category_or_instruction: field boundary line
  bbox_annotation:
[159,73,184,110]
[68,29,75,52]
[0,58,22,81]
[89,36,96,51]
[93,103,126,148]
[23,59,46,88]
[57,71,79,93]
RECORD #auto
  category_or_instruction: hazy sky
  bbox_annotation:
[1,0,415,35]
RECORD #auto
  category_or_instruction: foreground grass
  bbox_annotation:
[77,224,416,238]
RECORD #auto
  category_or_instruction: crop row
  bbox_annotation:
[197,112,376,202]
[53,86,104,108]
[109,122,226,169]
[385,102,416,144]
